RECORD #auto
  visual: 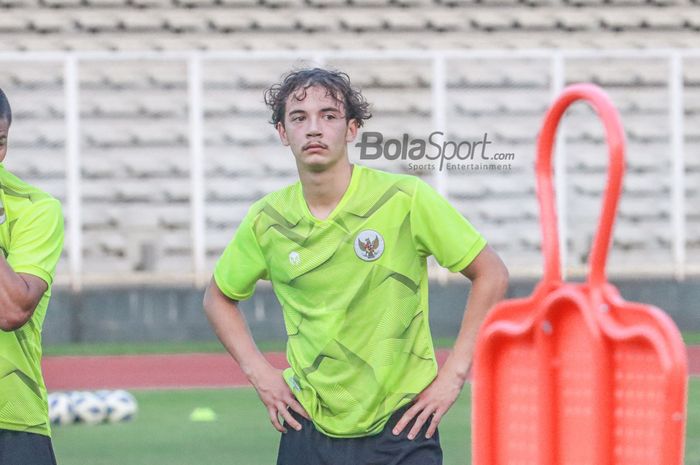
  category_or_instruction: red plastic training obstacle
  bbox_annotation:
[472,84,688,465]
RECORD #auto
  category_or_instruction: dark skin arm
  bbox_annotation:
[0,255,48,331]
[393,245,509,439]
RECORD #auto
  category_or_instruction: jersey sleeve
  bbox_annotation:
[410,178,487,273]
[7,198,64,286]
[213,207,269,301]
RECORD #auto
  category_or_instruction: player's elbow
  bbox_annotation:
[202,283,223,319]
[0,306,32,331]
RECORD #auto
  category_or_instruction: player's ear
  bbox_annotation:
[345,118,358,143]
[276,121,290,146]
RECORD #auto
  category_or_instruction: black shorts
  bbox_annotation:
[0,429,58,465]
[277,404,442,465]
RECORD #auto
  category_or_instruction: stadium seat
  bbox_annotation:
[162,10,208,33]
[0,0,34,7]
[73,11,122,33]
[173,0,217,7]
[485,173,535,199]
[217,0,261,6]
[306,0,349,6]
[6,65,63,89]
[116,11,166,32]
[512,9,561,31]
[39,0,83,7]
[686,221,700,247]
[122,155,185,179]
[127,0,173,7]
[262,0,304,7]
[206,204,251,230]
[622,172,672,198]
[82,181,118,203]
[156,205,191,231]
[337,10,387,32]
[617,196,671,223]
[84,0,131,7]
[207,13,256,32]
[434,0,479,5]
[249,11,300,32]
[29,12,71,34]
[114,182,161,203]
[446,174,487,200]
[516,224,543,252]
[205,229,235,258]
[476,198,538,225]
[83,205,120,230]
[96,232,128,256]
[161,179,190,203]
[382,10,429,31]
[81,155,123,179]
[497,91,550,115]
[206,178,263,202]
[470,11,516,32]
[598,9,645,32]
[424,9,468,32]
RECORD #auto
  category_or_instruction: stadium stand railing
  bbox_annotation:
[0,49,697,289]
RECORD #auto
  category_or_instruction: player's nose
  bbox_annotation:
[305,115,322,136]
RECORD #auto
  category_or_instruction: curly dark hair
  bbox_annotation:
[0,88,12,125]
[264,68,371,128]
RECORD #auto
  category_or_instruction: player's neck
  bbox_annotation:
[298,160,354,221]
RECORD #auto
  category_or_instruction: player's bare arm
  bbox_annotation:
[393,245,509,439]
[202,279,310,433]
[0,256,48,331]
[0,115,45,331]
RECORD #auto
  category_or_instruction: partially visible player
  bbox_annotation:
[204,68,509,465]
[0,88,65,465]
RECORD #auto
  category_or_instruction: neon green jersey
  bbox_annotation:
[214,164,486,437]
[0,164,64,437]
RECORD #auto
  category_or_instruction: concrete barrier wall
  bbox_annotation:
[42,278,700,346]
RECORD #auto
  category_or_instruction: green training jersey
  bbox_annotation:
[0,164,64,437]
[214,164,486,438]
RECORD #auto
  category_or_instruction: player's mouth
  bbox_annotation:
[303,142,327,152]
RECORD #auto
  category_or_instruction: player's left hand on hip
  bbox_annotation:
[391,369,464,440]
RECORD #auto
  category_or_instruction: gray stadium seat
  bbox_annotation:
[162,10,207,33]
[73,11,121,33]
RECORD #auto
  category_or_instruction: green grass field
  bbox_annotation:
[52,379,700,465]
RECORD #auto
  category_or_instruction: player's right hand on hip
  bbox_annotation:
[250,364,310,433]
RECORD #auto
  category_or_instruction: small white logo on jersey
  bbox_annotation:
[289,251,301,265]
[354,230,385,262]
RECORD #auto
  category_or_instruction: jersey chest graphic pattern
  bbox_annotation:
[253,177,437,436]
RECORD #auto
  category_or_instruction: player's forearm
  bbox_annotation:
[203,285,270,381]
[443,268,509,382]
[0,256,36,331]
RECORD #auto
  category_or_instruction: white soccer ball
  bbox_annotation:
[103,390,138,423]
[95,389,112,400]
[72,391,108,425]
[47,392,74,426]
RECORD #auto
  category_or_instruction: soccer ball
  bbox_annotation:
[47,392,74,426]
[72,391,108,425]
[103,390,138,423]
